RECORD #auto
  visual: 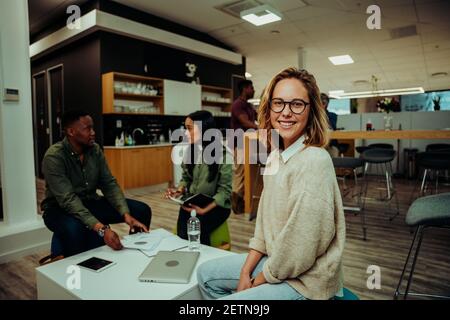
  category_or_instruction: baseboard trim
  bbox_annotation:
[0,223,52,264]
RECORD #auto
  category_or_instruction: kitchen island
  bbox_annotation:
[104,144,174,189]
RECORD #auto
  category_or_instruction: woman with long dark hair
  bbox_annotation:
[166,110,232,245]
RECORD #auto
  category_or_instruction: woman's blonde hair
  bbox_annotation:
[257,67,330,150]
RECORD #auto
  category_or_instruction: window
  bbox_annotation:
[328,98,350,115]
[401,90,450,111]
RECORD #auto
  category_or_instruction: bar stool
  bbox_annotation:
[416,151,450,196]
[426,143,450,152]
[332,157,367,240]
[394,192,450,300]
[361,148,400,220]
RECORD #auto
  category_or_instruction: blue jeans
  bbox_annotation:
[197,253,307,300]
[43,198,151,257]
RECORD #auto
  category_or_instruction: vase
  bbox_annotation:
[384,114,393,131]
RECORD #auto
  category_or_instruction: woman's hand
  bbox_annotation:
[237,273,253,292]
[164,187,184,199]
[251,272,267,288]
[182,202,217,215]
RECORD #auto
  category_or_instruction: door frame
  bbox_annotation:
[46,64,64,145]
[31,70,47,177]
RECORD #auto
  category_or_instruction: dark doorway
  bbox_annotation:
[32,71,50,178]
[32,65,65,178]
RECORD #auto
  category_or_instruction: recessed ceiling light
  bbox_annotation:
[245,72,252,78]
[328,55,354,65]
[431,72,448,78]
[329,90,345,97]
[240,5,282,26]
[353,80,369,86]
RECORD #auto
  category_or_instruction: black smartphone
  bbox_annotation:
[77,257,116,272]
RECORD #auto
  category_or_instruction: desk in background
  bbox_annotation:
[243,130,450,213]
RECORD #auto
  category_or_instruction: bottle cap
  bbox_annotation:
[190,210,197,217]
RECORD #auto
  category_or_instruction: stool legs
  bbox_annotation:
[394,226,423,299]
[354,168,367,240]
[362,162,399,221]
[394,225,450,300]
[420,169,428,195]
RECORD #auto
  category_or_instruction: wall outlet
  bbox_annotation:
[116,120,122,128]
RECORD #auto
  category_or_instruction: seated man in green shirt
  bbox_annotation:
[41,110,151,257]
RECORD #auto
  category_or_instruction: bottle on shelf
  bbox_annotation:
[119,132,125,146]
[187,210,201,251]
[366,118,373,131]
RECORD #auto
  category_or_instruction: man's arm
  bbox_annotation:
[42,154,99,228]
[97,148,130,216]
[237,113,258,130]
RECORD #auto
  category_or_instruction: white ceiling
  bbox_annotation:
[112,0,450,96]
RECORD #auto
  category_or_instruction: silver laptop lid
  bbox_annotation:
[138,250,200,284]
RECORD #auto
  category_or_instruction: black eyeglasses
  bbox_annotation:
[269,98,309,115]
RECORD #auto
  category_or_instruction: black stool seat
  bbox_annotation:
[417,152,450,170]
[332,157,365,169]
[361,148,396,164]
[426,143,450,152]
[356,146,370,154]
[337,143,350,155]
[395,192,450,300]
[406,192,450,226]
[368,143,394,150]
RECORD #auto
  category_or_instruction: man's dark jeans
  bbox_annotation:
[43,198,151,257]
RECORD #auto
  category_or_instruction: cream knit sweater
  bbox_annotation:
[249,142,346,300]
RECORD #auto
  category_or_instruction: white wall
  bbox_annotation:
[0,1,50,261]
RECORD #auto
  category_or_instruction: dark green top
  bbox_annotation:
[41,137,129,228]
[178,147,233,209]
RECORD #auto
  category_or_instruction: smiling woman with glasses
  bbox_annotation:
[196,67,346,300]
[269,98,309,115]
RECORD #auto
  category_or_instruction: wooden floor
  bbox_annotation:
[1,176,449,300]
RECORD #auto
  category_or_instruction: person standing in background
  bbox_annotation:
[230,79,257,214]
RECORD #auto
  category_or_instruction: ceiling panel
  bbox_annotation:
[109,0,450,95]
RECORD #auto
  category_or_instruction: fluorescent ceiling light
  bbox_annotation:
[245,72,252,78]
[248,98,260,105]
[329,87,424,99]
[328,55,354,65]
[240,5,282,26]
[329,90,345,96]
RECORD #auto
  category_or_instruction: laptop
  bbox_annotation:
[138,250,200,284]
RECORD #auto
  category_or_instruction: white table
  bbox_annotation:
[36,232,235,300]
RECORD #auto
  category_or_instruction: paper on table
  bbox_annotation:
[139,233,189,257]
[121,228,174,251]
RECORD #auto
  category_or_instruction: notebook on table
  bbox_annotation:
[138,250,200,284]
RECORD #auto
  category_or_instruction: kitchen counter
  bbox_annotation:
[104,143,175,149]
[104,144,174,189]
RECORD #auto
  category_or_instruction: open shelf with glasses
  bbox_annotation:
[201,85,232,117]
[102,72,164,115]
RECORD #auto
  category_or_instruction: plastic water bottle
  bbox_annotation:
[187,210,201,251]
